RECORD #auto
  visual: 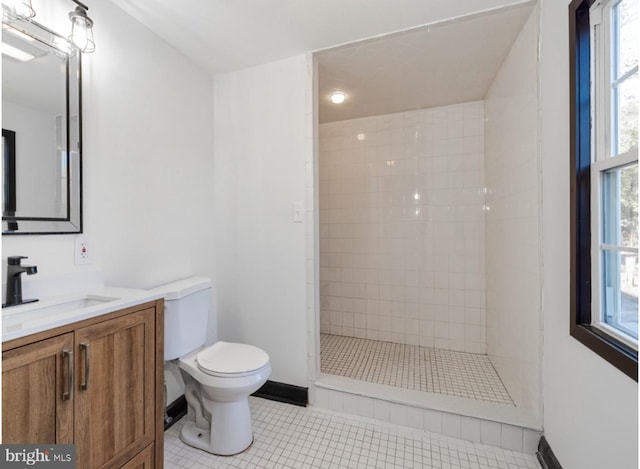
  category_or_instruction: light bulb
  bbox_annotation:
[68,6,95,53]
[330,91,346,104]
[71,22,88,49]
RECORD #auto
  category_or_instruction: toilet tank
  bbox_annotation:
[151,277,212,361]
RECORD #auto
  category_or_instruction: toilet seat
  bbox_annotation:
[196,341,269,378]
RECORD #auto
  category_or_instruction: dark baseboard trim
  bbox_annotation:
[537,436,563,469]
[164,395,187,431]
[252,380,308,407]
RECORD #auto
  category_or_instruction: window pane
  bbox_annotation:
[603,163,638,248]
[614,73,639,155]
[602,162,638,340]
[602,249,638,339]
[614,0,638,80]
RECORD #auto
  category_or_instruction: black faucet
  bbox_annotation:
[3,256,38,308]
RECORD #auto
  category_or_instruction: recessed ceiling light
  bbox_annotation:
[330,91,346,104]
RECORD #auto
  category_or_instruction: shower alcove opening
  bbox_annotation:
[312,1,543,451]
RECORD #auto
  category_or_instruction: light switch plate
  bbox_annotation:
[292,201,303,223]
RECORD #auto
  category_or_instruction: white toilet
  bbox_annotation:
[154,277,271,456]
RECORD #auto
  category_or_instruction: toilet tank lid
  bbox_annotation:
[151,276,211,300]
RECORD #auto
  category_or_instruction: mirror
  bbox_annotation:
[2,14,82,234]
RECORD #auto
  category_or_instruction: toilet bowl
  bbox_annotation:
[179,342,271,455]
[153,277,271,456]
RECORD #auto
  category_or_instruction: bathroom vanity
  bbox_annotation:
[3,8,162,467]
[2,291,164,469]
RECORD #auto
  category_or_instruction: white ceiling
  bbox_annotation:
[318,3,534,122]
[110,0,535,122]
[110,0,534,76]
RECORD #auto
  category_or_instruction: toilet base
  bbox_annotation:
[180,420,254,456]
[180,382,255,456]
[176,346,271,456]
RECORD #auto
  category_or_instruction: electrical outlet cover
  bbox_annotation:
[75,237,90,265]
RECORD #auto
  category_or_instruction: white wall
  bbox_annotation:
[539,1,638,468]
[2,101,63,218]
[3,0,215,306]
[3,2,636,464]
[319,103,487,353]
[484,7,541,423]
[213,55,310,387]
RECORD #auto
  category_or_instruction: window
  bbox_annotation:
[570,0,638,380]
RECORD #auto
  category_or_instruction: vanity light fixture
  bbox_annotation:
[68,0,94,53]
[330,91,346,104]
[2,0,35,20]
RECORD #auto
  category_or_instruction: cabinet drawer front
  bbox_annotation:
[74,308,155,469]
[2,333,74,444]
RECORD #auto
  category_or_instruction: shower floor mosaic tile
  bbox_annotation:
[165,397,540,469]
[320,334,514,405]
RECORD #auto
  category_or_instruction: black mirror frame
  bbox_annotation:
[1,16,83,235]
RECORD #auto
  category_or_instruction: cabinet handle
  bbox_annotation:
[80,342,90,391]
[62,349,73,401]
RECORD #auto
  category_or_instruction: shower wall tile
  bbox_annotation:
[442,413,462,438]
[406,406,424,430]
[423,409,443,433]
[389,402,408,426]
[461,416,482,443]
[502,424,525,452]
[484,7,541,424]
[480,420,503,447]
[319,102,486,352]
[343,393,359,415]
[328,389,344,412]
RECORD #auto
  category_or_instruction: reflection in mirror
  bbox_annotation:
[3,129,16,215]
[1,14,82,234]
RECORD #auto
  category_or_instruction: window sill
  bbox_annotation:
[591,321,638,351]
[570,323,638,381]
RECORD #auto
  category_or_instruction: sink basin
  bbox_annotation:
[34,297,118,313]
[2,294,120,320]
[2,279,162,343]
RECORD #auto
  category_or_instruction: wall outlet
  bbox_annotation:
[75,236,90,265]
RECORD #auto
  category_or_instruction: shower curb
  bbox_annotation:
[311,380,542,454]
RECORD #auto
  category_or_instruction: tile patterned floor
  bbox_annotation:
[320,334,514,405]
[165,397,539,469]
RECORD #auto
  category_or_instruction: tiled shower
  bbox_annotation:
[317,3,541,427]
[319,101,487,354]
[317,102,515,405]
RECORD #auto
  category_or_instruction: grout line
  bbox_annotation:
[165,397,540,469]
[320,333,514,405]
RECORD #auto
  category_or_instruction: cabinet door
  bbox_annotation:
[2,333,74,444]
[120,444,154,469]
[75,308,155,469]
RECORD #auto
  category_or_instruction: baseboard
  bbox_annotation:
[537,436,563,469]
[164,395,187,431]
[164,380,308,432]
[253,380,308,407]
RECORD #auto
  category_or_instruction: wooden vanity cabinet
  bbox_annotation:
[2,300,164,469]
[2,333,74,444]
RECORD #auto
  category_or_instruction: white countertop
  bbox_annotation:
[2,286,163,342]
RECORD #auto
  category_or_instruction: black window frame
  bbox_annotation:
[569,0,638,381]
